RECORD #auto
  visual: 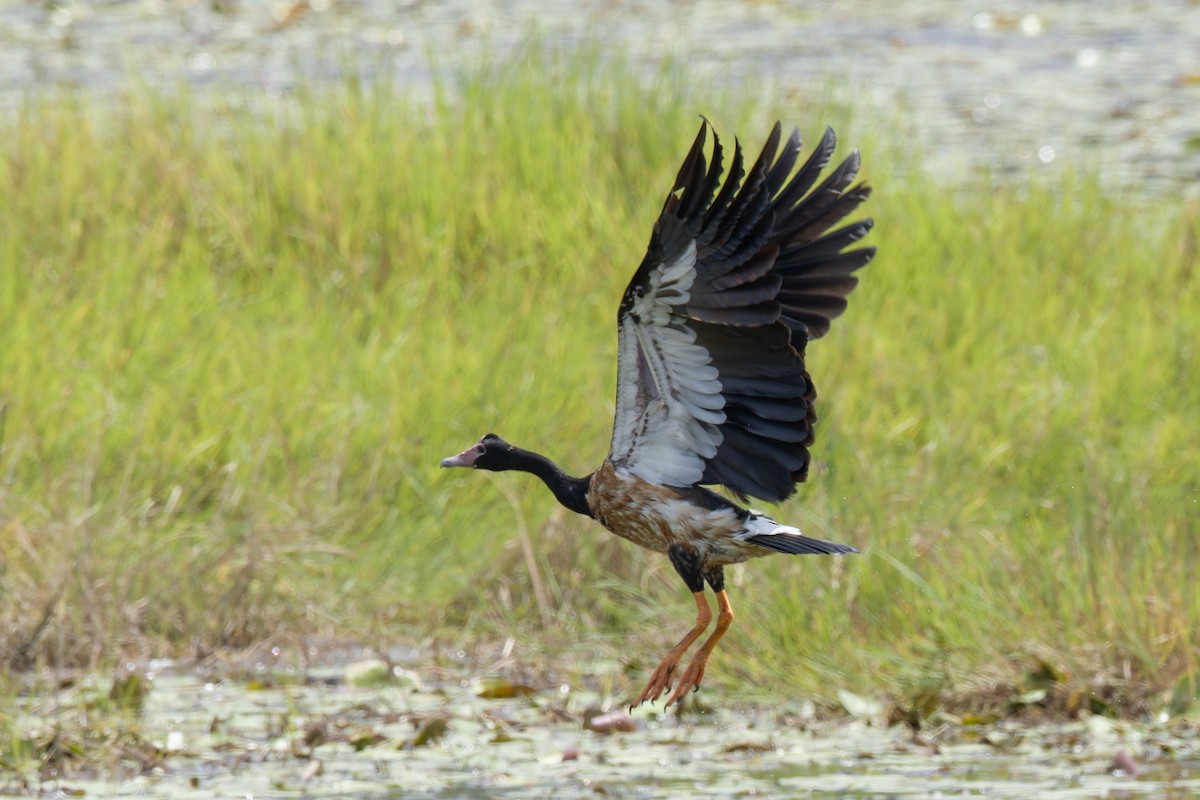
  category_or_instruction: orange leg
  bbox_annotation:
[666,589,734,706]
[631,591,711,708]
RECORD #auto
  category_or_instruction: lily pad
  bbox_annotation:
[407,716,450,748]
[476,678,538,699]
[584,711,636,733]
[344,659,392,687]
[838,689,884,721]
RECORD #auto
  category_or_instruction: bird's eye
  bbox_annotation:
[475,445,485,453]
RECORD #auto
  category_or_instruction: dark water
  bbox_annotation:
[2,1,1199,191]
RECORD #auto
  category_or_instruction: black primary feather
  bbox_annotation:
[621,120,874,503]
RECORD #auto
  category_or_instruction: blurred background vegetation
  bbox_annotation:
[0,43,1197,714]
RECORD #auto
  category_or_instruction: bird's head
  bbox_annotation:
[440,433,513,471]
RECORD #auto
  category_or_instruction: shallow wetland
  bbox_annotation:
[8,653,1200,799]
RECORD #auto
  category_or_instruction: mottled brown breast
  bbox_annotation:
[587,460,751,563]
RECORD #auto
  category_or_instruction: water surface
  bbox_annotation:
[15,659,1199,799]
[2,1,1199,190]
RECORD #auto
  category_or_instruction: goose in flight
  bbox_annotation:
[442,120,874,706]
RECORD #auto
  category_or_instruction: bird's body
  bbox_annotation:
[587,461,852,567]
[589,460,756,564]
[442,120,874,706]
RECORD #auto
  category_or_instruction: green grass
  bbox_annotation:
[0,49,1196,715]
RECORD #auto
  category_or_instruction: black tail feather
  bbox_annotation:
[747,532,859,555]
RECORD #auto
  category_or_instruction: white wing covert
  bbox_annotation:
[609,241,726,487]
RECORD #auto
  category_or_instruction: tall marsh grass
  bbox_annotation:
[1,51,1196,708]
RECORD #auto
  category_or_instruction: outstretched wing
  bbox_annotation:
[608,120,875,501]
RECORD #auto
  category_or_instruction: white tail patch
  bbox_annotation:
[735,513,802,541]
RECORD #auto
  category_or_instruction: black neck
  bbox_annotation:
[503,447,593,518]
